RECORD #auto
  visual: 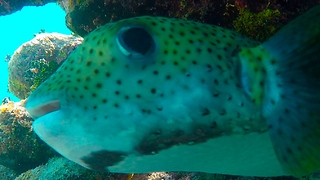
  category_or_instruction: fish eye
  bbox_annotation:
[116,26,156,60]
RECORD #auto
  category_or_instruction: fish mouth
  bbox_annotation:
[27,100,60,120]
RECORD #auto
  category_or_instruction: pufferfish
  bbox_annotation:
[26,5,320,177]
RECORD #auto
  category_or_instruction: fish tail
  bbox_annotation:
[260,5,320,176]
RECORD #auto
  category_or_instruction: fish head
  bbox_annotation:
[25,16,279,175]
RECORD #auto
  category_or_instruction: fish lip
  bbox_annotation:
[27,100,60,119]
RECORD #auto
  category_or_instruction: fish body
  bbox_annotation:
[26,6,320,177]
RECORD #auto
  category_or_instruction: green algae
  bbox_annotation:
[233,8,281,41]
[29,59,60,91]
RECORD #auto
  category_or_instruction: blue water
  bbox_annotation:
[0,3,71,101]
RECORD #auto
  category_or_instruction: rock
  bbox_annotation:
[14,159,226,180]
[0,164,17,180]
[58,0,319,38]
[0,99,56,173]
[58,0,239,37]
[16,157,124,180]
[0,0,55,16]
[8,33,83,99]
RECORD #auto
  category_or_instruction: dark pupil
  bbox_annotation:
[122,27,153,55]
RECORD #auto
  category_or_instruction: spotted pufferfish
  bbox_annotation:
[26,5,320,177]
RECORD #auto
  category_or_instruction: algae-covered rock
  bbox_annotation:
[58,0,238,37]
[14,159,223,180]
[0,0,54,16]
[8,33,83,99]
[233,8,281,41]
[0,100,56,173]
[0,164,17,180]
[57,0,319,38]
[15,157,181,180]
[15,157,113,180]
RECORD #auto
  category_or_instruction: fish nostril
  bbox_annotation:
[117,26,156,59]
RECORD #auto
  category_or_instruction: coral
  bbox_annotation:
[0,100,56,173]
[233,7,281,41]
[8,33,83,99]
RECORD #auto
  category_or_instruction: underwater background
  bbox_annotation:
[0,1,319,179]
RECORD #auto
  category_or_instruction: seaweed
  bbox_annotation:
[233,7,282,41]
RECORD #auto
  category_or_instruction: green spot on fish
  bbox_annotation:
[26,6,320,177]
